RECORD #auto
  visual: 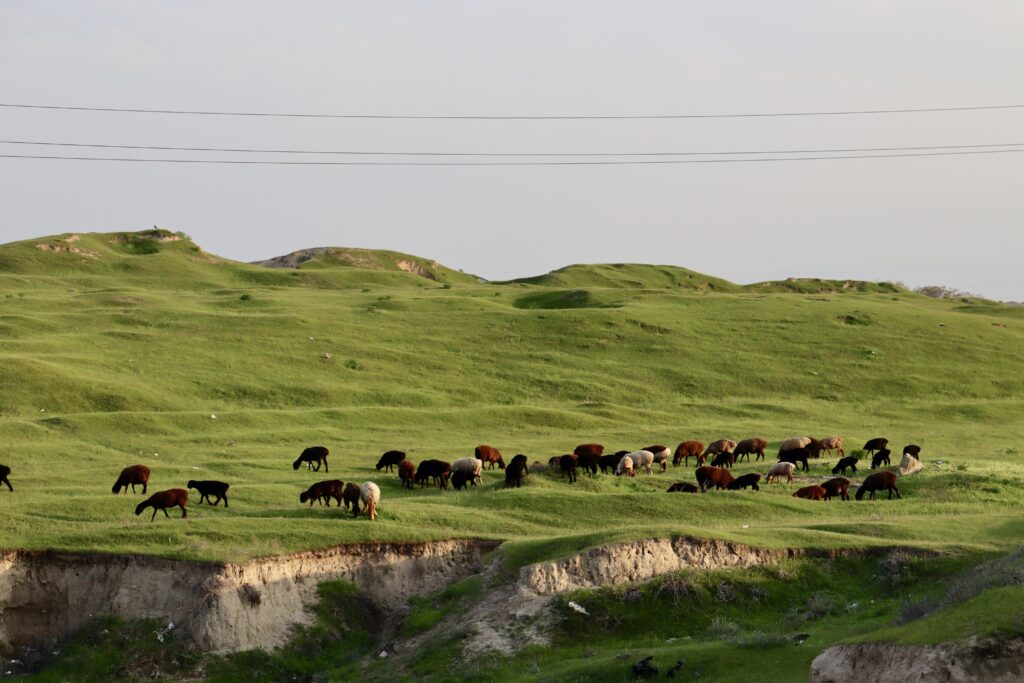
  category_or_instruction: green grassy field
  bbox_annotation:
[3,229,1024,679]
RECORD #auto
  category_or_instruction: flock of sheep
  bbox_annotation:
[0,435,918,523]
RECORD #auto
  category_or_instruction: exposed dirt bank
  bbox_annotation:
[811,639,1024,682]
[0,540,498,654]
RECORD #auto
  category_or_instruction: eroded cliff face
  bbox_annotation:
[0,540,498,654]
[810,639,1024,682]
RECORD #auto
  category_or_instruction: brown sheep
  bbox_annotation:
[293,446,329,472]
[135,489,188,521]
[702,439,736,462]
[734,438,768,462]
[342,482,361,511]
[673,441,704,467]
[575,449,601,476]
[695,466,735,492]
[820,435,845,457]
[399,460,416,489]
[0,464,11,492]
[856,471,901,500]
[574,443,604,459]
[667,482,699,493]
[300,480,343,507]
[821,477,851,501]
[642,445,671,472]
[560,454,578,483]
[863,437,889,455]
[727,473,761,491]
[475,445,505,470]
[112,464,150,495]
[375,450,406,473]
[793,485,827,501]
[187,480,229,507]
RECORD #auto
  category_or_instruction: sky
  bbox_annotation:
[0,1,1021,299]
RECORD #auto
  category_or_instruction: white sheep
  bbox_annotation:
[898,453,924,476]
[359,482,380,520]
[644,446,671,472]
[450,457,483,485]
[616,455,635,477]
[765,461,796,483]
[625,450,654,475]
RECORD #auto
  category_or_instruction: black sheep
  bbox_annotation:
[560,454,578,484]
[0,464,12,492]
[855,471,901,500]
[299,480,343,507]
[451,470,472,490]
[293,446,329,472]
[903,444,922,458]
[187,480,229,507]
[871,448,892,469]
[726,473,761,491]
[666,482,699,493]
[375,450,406,473]
[778,447,810,472]
[832,456,859,475]
[505,460,527,488]
[509,454,529,475]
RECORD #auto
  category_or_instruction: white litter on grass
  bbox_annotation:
[741,524,750,529]
[210,414,218,419]
[567,601,589,616]
[378,650,388,659]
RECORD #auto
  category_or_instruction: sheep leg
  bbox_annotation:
[151,508,158,522]
[322,458,328,473]
[1,477,11,492]
[180,504,187,518]
[222,494,228,507]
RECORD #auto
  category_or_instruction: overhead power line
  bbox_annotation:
[1,101,1023,120]
[2,148,1023,166]
[1,138,1022,157]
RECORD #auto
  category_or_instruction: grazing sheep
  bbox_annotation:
[475,445,505,470]
[575,449,601,477]
[711,451,735,468]
[832,456,859,475]
[560,454,578,483]
[358,482,380,520]
[342,482,361,511]
[820,436,845,457]
[626,450,655,475]
[765,461,796,484]
[112,464,150,495]
[779,436,814,453]
[187,480,229,507]
[793,485,827,501]
[451,470,472,490]
[727,473,762,491]
[734,438,768,462]
[451,457,484,485]
[863,438,889,455]
[0,464,12,492]
[599,451,625,474]
[547,455,561,468]
[505,460,527,488]
[616,455,635,478]
[673,441,705,467]
[903,444,922,458]
[375,450,406,473]
[870,448,892,469]
[899,453,924,476]
[399,460,416,489]
[574,443,604,459]
[135,489,188,522]
[642,445,671,472]
[856,471,901,500]
[695,466,735,492]
[778,447,811,472]
[821,477,851,501]
[293,446,329,473]
[667,482,700,493]
[300,480,343,507]
[415,459,451,489]
[510,454,529,475]
[702,439,736,462]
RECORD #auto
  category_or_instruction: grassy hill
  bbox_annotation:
[4,228,1024,680]
[252,245,480,284]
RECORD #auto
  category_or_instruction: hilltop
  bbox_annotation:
[252,246,480,285]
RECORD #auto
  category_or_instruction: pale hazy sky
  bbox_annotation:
[1,2,1021,298]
